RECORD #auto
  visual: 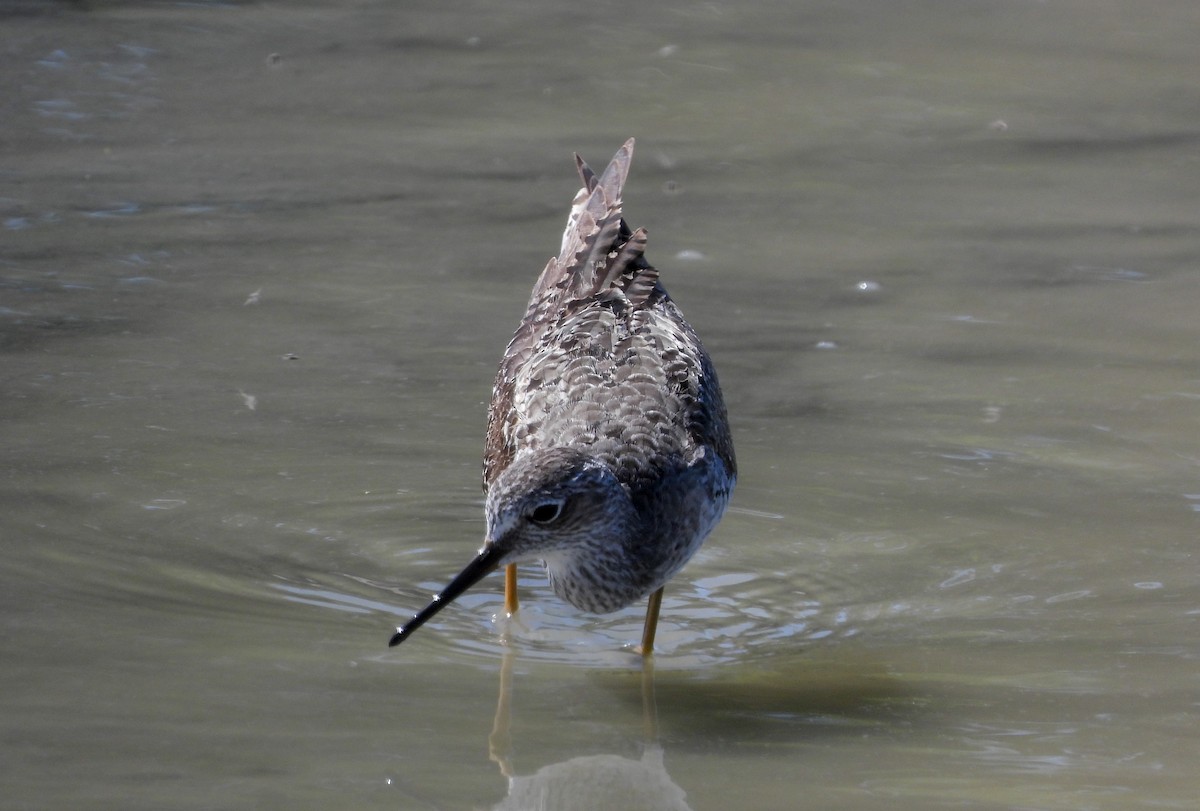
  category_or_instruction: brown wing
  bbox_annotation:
[484,139,633,488]
[483,139,734,491]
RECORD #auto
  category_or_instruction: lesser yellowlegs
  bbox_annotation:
[388,138,735,654]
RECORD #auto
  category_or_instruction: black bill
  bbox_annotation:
[388,543,505,647]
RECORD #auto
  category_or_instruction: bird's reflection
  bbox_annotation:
[487,651,692,811]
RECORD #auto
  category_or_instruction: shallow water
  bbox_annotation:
[3,1,1198,809]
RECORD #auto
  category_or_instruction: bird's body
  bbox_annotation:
[389,138,735,652]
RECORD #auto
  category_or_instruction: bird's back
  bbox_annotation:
[484,139,735,502]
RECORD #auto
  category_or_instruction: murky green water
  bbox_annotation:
[4,1,1198,808]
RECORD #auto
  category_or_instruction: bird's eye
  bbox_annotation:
[529,500,564,525]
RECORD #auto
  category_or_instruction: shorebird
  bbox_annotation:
[388,138,735,655]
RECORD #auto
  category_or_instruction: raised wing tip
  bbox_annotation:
[575,153,597,191]
[575,138,636,194]
[597,138,635,197]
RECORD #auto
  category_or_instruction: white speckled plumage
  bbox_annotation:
[390,138,735,650]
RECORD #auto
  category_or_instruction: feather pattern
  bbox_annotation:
[484,139,735,502]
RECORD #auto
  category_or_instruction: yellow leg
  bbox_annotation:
[635,586,664,656]
[504,563,519,616]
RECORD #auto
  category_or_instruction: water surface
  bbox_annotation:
[3,1,1198,809]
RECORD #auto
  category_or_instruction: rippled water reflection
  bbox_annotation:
[4,1,1199,809]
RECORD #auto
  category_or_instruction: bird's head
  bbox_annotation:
[388,448,636,647]
[483,447,634,565]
